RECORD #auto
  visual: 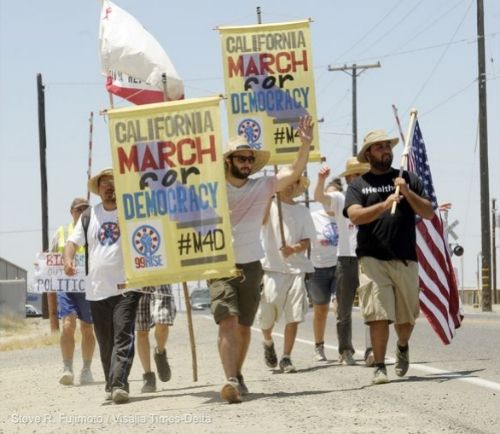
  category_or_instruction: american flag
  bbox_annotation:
[408,121,463,344]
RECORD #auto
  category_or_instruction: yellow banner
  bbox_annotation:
[107,96,236,287]
[219,20,320,165]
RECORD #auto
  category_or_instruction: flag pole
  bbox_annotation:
[86,112,94,201]
[390,108,418,215]
[160,78,197,381]
[182,282,198,381]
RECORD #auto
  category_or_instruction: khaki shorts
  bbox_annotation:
[358,256,420,325]
[208,261,263,327]
[256,272,308,329]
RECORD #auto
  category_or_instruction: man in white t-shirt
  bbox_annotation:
[314,158,373,366]
[64,168,141,404]
[209,116,314,404]
[257,176,315,373]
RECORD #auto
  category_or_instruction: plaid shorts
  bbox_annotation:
[135,284,177,331]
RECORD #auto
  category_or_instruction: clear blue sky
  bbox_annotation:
[0,0,499,288]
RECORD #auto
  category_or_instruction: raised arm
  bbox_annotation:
[276,116,314,192]
[313,165,334,215]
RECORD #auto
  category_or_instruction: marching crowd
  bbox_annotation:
[58,115,433,404]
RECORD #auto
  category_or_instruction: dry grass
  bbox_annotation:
[0,315,59,351]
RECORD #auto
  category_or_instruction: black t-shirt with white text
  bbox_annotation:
[343,168,429,261]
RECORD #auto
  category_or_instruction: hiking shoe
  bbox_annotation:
[59,368,74,386]
[364,348,375,367]
[154,348,171,382]
[263,342,278,368]
[279,357,297,373]
[395,345,410,377]
[313,344,327,362]
[372,366,389,385]
[112,388,129,404]
[339,350,356,366]
[220,378,241,404]
[141,372,156,393]
[236,374,249,395]
[79,368,93,385]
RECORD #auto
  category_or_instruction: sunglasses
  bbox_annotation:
[231,155,256,164]
[72,206,89,213]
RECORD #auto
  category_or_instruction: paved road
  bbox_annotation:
[0,306,499,433]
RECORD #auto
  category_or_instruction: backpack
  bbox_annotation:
[81,207,92,275]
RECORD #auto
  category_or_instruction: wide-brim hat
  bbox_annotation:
[88,168,113,195]
[357,129,399,163]
[338,157,370,178]
[291,175,310,198]
[223,135,270,175]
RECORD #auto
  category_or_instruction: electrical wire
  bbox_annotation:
[331,0,403,64]
[407,0,474,111]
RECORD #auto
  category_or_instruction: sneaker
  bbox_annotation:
[279,357,296,373]
[59,368,74,386]
[263,342,278,368]
[220,378,241,404]
[236,374,248,395]
[372,366,389,384]
[364,348,375,367]
[79,368,93,385]
[105,391,112,401]
[141,372,156,393]
[112,388,129,404]
[395,345,410,377]
[339,350,356,366]
[154,348,171,382]
[313,344,327,362]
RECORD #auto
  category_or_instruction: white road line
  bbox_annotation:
[201,315,500,393]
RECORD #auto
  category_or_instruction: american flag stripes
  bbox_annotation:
[408,121,463,344]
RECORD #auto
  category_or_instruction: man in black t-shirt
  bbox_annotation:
[344,129,433,385]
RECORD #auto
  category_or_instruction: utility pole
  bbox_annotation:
[492,198,497,304]
[327,62,381,156]
[476,0,492,311]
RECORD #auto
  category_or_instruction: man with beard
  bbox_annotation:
[209,116,314,403]
[343,130,433,385]
[64,168,141,404]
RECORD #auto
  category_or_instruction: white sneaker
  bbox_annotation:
[339,350,356,366]
[79,368,94,385]
[313,344,327,362]
[59,369,74,386]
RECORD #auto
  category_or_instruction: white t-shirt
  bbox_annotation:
[324,191,357,257]
[310,209,339,268]
[261,201,315,274]
[227,176,276,264]
[68,203,130,301]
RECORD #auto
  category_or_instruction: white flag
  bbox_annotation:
[99,0,184,103]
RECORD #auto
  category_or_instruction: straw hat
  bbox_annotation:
[223,135,270,175]
[338,157,370,178]
[291,176,310,198]
[88,168,113,195]
[357,129,399,163]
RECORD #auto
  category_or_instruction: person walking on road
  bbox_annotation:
[208,116,314,404]
[136,285,176,393]
[51,197,95,386]
[257,175,315,373]
[344,130,433,384]
[64,168,141,403]
[314,158,374,366]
